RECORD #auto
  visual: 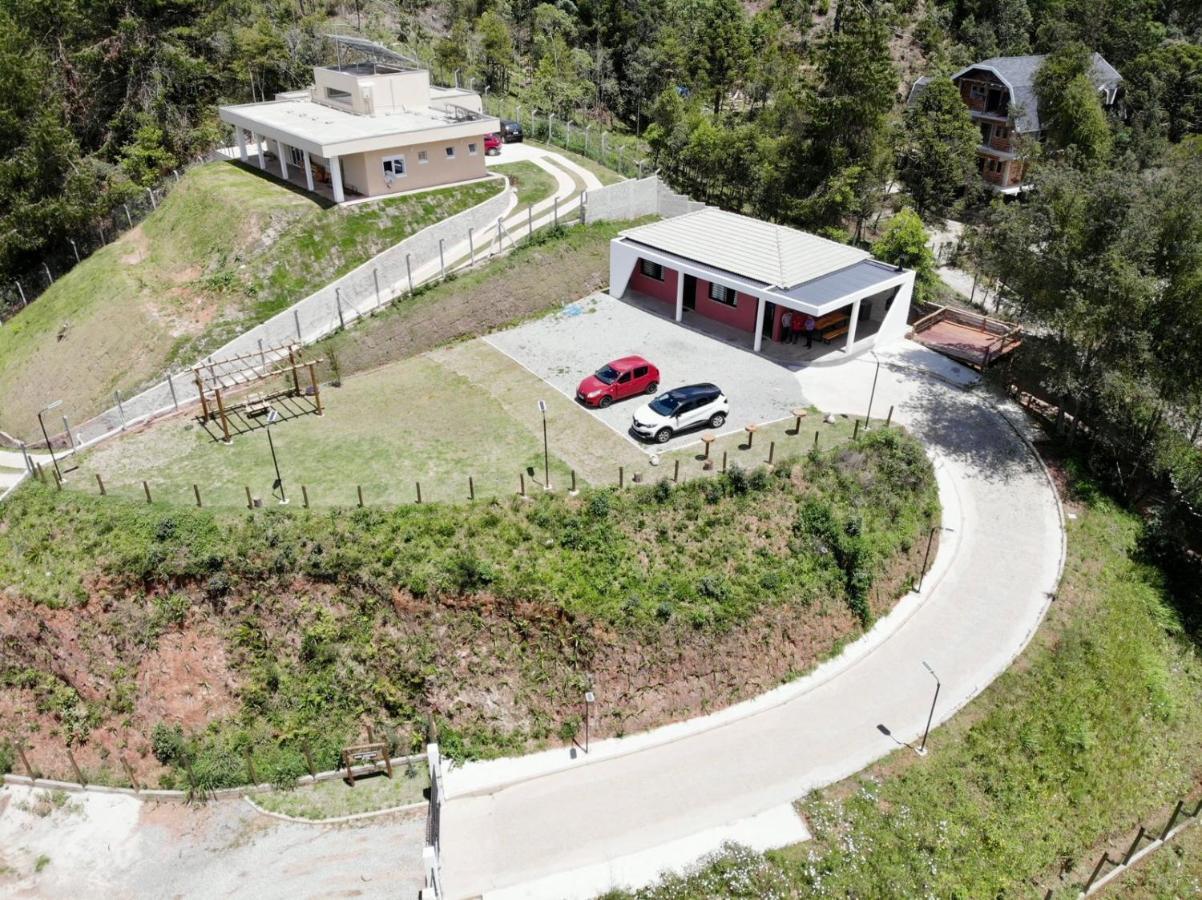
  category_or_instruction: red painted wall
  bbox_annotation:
[693,279,759,332]
[628,259,677,306]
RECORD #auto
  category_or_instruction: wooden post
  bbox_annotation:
[143,480,152,504]
[121,755,140,792]
[194,370,210,421]
[384,751,393,778]
[768,441,775,464]
[853,420,860,440]
[1161,800,1185,840]
[619,466,624,487]
[302,741,316,779]
[15,741,34,779]
[193,484,202,507]
[65,746,85,786]
[245,486,253,509]
[468,476,475,501]
[1083,853,1114,893]
[570,470,577,493]
[673,459,680,482]
[1122,825,1147,865]
[96,473,106,495]
[886,405,894,427]
[722,451,727,473]
[415,481,422,504]
[245,747,258,786]
[744,425,755,449]
[519,473,526,497]
[53,469,62,490]
[302,485,309,508]
[814,430,820,450]
[308,363,323,416]
[214,388,231,443]
[287,347,301,396]
[357,485,364,507]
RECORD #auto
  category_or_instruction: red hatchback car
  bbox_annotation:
[576,356,660,408]
[484,133,502,155]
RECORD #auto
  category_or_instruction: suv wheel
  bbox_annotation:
[645,381,658,395]
[599,396,613,408]
[655,427,673,444]
[709,412,726,428]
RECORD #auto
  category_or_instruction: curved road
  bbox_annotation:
[439,342,1064,898]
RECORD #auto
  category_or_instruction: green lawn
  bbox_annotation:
[492,161,559,209]
[0,163,502,441]
[253,766,428,820]
[615,461,1202,899]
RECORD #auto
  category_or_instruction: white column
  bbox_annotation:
[674,270,684,322]
[303,150,315,192]
[753,296,765,352]
[845,298,861,351]
[329,155,345,203]
[277,140,289,179]
[254,133,265,170]
[236,128,247,162]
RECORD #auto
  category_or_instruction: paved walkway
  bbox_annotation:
[439,341,1063,899]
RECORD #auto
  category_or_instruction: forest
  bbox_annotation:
[1,0,1200,617]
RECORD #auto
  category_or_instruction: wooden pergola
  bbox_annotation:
[193,342,323,443]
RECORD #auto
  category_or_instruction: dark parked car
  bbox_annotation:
[500,119,524,143]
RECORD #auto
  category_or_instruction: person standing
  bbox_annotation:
[780,310,794,343]
[791,311,805,345]
[804,315,817,348]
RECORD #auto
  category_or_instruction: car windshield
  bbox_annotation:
[649,393,683,415]
[595,365,620,385]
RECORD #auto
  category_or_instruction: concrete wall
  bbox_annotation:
[692,279,759,332]
[582,175,705,225]
[341,137,490,198]
[313,66,432,115]
[628,260,677,304]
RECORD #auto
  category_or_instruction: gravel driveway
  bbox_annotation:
[484,293,805,452]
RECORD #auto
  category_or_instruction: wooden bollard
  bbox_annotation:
[570,470,577,493]
[121,755,140,792]
[673,459,680,482]
[415,481,422,504]
[357,485,365,507]
[15,741,34,780]
[814,430,820,450]
[302,741,317,779]
[722,450,727,473]
[619,466,624,487]
[193,484,202,507]
[96,473,106,495]
[701,433,716,459]
[768,440,775,464]
[519,473,526,496]
[744,424,757,448]
[53,469,62,490]
[143,480,152,504]
[65,745,85,786]
[853,420,860,440]
[245,747,258,786]
[886,405,894,427]
[245,486,253,509]
[302,485,309,508]
[791,407,807,435]
[469,476,475,500]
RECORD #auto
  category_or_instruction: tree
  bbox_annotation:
[1034,43,1114,167]
[695,0,751,114]
[872,209,938,302]
[477,10,514,92]
[899,76,981,218]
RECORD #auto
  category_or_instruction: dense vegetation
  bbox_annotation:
[610,462,1202,898]
[0,430,937,787]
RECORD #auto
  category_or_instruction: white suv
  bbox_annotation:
[631,383,729,444]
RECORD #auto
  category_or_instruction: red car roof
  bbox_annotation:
[607,355,653,370]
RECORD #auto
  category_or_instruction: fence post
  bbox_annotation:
[147,187,156,210]
[257,337,266,370]
[43,262,53,286]
[580,192,587,224]
[70,239,80,263]
[497,216,503,250]
[1083,853,1114,893]
[1161,800,1185,840]
[124,204,133,228]
[519,473,526,497]
[1122,825,1147,865]
[167,373,178,409]
[619,466,624,487]
[528,205,533,238]
[722,451,727,473]
[886,405,894,427]
[294,308,303,341]
[15,279,26,306]
[406,253,415,296]
[553,196,559,227]
[115,389,126,429]
[15,741,34,780]
[245,747,258,786]
[95,473,106,496]
[302,485,309,508]
[357,485,365,507]
[121,755,140,792]
[193,484,202,507]
[245,486,253,510]
[439,239,446,279]
[335,287,346,329]
[143,480,152,504]
[62,415,74,450]
[373,267,381,307]
[468,227,475,266]
[768,440,775,464]
[303,741,316,779]
[415,481,422,504]
[65,746,85,786]
[673,459,680,482]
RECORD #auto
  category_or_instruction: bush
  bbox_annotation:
[151,723,186,765]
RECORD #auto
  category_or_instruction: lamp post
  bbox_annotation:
[864,352,881,430]
[538,399,550,489]
[583,689,595,753]
[917,660,940,756]
[37,400,63,481]
[266,408,287,504]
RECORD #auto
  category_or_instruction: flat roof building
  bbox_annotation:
[219,62,500,202]
[610,208,914,354]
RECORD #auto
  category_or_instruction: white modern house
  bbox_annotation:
[610,208,914,354]
[218,61,500,203]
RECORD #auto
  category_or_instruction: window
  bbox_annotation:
[445,146,456,159]
[617,371,631,384]
[288,146,304,166]
[993,124,1009,140]
[639,260,664,281]
[633,365,648,378]
[418,150,429,164]
[468,142,478,156]
[325,87,352,103]
[382,155,406,180]
[969,83,986,100]
[708,283,738,307]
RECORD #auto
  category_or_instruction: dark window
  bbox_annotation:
[633,365,648,378]
[640,260,664,281]
[617,371,632,384]
[708,283,738,306]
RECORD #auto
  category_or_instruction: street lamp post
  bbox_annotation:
[864,353,881,430]
[538,399,550,490]
[583,690,595,753]
[266,408,287,504]
[37,400,63,481]
[918,660,940,755]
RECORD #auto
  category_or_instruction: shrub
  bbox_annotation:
[151,723,186,765]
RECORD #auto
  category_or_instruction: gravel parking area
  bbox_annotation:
[484,293,805,451]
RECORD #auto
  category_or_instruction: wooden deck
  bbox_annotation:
[910,305,1022,369]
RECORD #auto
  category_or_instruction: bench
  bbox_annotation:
[242,392,270,417]
[822,324,850,342]
[814,311,847,330]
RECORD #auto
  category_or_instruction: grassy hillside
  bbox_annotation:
[0,163,502,440]
[0,430,936,787]
[617,459,1202,899]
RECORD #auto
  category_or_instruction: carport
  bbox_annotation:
[609,208,914,355]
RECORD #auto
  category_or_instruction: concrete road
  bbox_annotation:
[484,293,804,452]
[438,340,1063,898]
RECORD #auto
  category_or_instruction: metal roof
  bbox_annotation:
[778,259,904,305]
[619,207,869,290]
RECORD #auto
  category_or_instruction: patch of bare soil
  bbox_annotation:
[134,626,240,730]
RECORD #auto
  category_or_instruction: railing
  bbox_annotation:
[422,741,445,899]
